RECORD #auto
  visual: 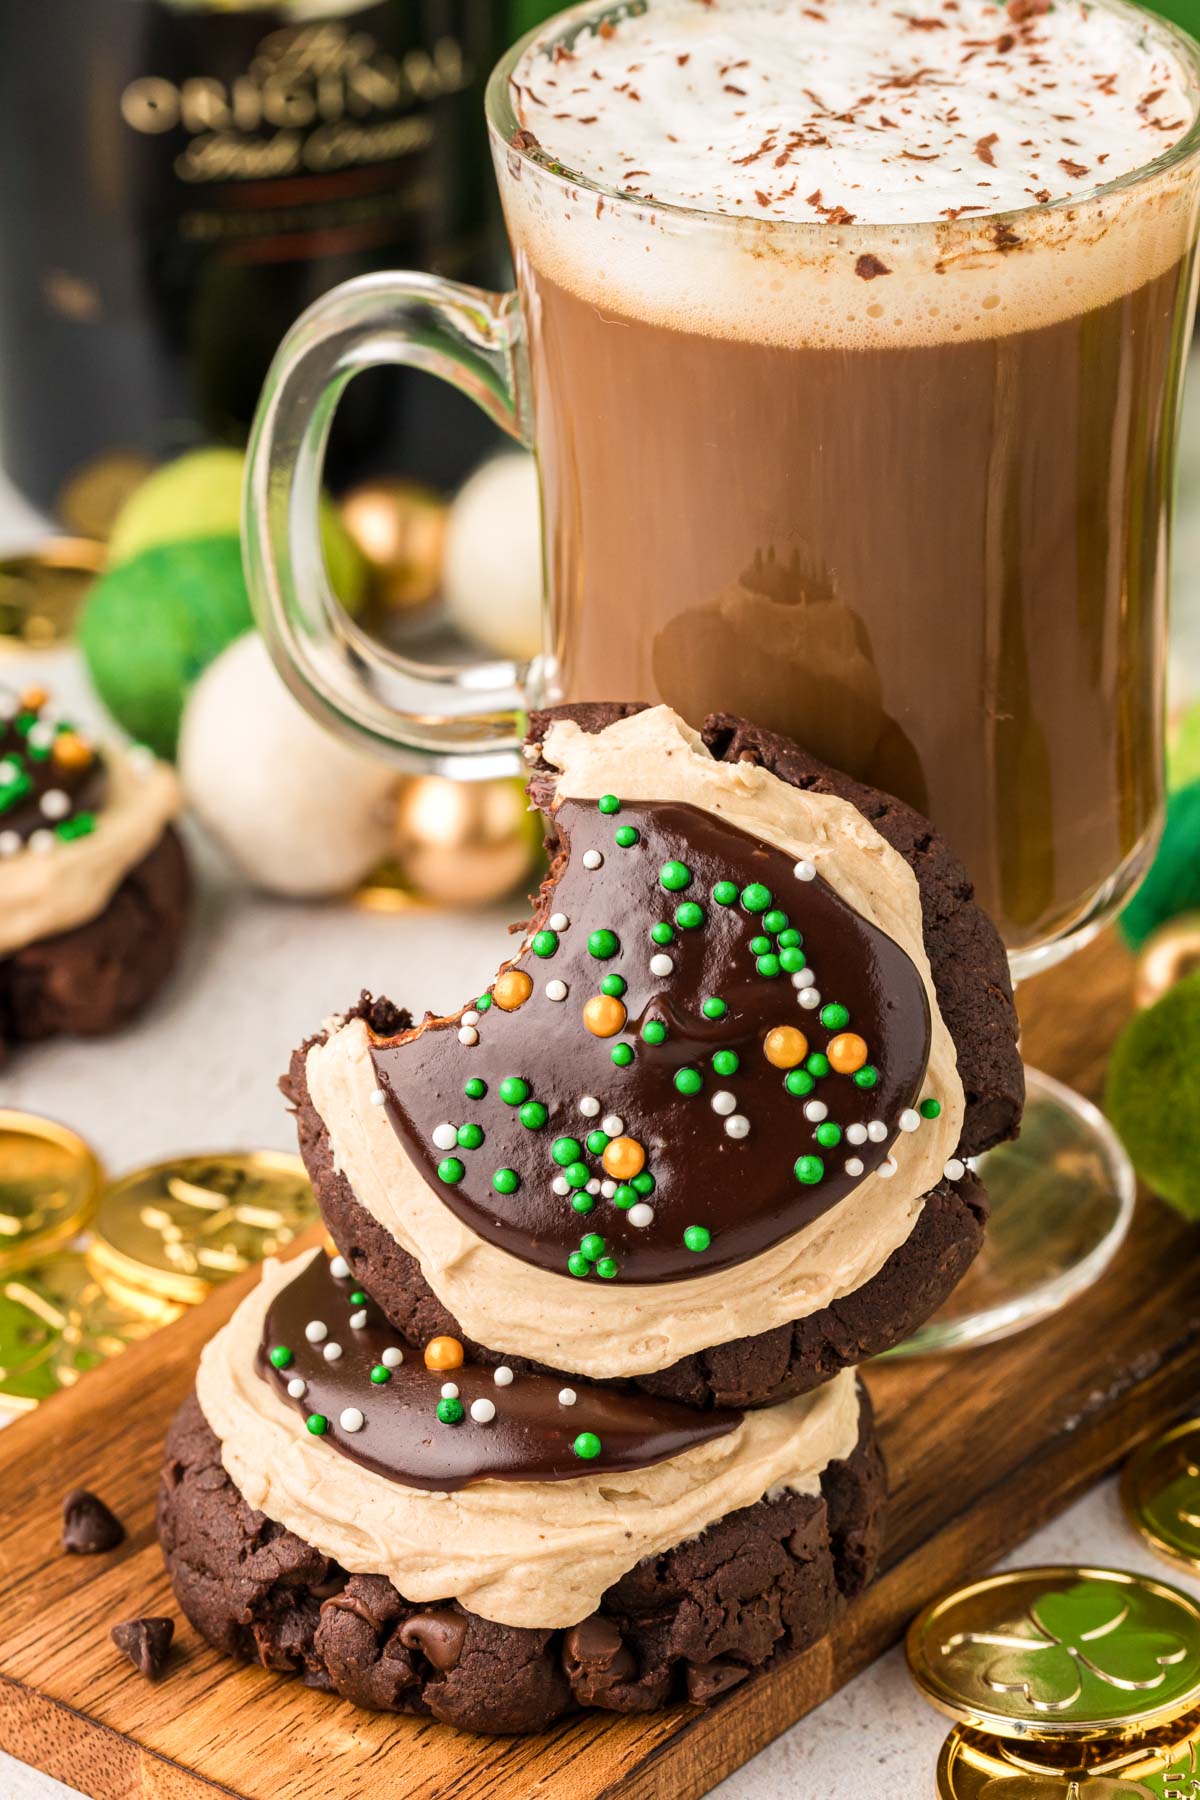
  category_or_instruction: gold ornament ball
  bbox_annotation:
[392,775,542,907]
[340,480,448,611]
[1135,915,1200,1009]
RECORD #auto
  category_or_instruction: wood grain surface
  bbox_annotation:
[2,930,1197,1800]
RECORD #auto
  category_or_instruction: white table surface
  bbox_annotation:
[1,473,1197,1800]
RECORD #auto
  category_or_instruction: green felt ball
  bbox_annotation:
[1170,702,1200,789]
[1106,968,1200,1219]
[1120,778,1200,950]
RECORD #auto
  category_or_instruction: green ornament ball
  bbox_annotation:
[1105,968,1200,1219]
[1120,778,1200,951]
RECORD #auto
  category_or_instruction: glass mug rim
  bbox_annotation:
[486,0,1200,240]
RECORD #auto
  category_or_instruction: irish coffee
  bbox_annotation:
[499,0,1200,955]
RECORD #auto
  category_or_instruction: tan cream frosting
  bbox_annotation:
[0,743,181,957]
[197,1251,863,1629]
[306,706,964,1379]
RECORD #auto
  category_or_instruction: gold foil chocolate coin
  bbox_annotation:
[0,1250,177,1417]
[88,1152,316,1306]
[0,1110,103,1270]
[908,1568,1200,1741]
[937,1715,1200,1796]
[0,538,105,647]
[1122,1421,1200,1576]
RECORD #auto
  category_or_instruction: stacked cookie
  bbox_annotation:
[159,703,1022,1734]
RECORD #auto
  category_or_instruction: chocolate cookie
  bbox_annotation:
[158,1386,884,1734]
[0,826,190,1057]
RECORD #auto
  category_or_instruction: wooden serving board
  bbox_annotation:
[3,930,1199,1800]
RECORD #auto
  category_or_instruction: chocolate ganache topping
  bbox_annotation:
[259,1251,740,1489]
[369,797,937,1284]
[0,684,106,852]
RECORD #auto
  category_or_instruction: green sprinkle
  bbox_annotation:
[476,994,493,1011]
[683,1224,711,1253]
[56,811,95,841]
[457,1122,484,1150]
[579,1233,606,1262]
[349,1291,367,1306]
[573,1431,603,1459]
[306,1413,329,1436]
[778,928,803,949]
[675,901,705,930]
[651,921,674,945]
[632,1170,655,1195]
[854,1065,880,1090]
[595,1256,618,1279]
[499,1076,530,1105]
[675,1067,703,1096]
[786,1069,816,1097]
[588,928,619,960]
[492,1167,520,1194]
[601,973,627,998]
[712,880,739,906]
[749,935,772,956]
[756,954,782,979]
[764,909,789,933]
[920,1098,942,1119]
[568,1251,590,1277]
[780,946,806,974]
[613,1183,637,1210]
[531,929,559,958]
[820,1002,851,1031]
[437,1396,465,1424]
[611,1043,634,1067]
[370,1364,392,1384]
[437,1157,465,1185]
[741,882,772,913]
[713,1049,740,1076]
[701,996,727,1021]
[269,1345,293,1369]
[572,1192,595,1213]
[815,1121,843,1148]
[586,1129,610,1155]
[615,825,639,848]
[553,1136,583,1167]
[465,1077,487,1100]
[660,860,692,892]
[642,1019,667,1045]
[806,1053,831,1079]
[565,1161,590,1190]
[794,1155,825,1186]
[519,1100,548,1130]
[598,794,621,815]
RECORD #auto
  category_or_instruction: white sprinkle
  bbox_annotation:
[711,1090,737,1117]
[128,744,156,775]
[725,1113,750,1139]
[794,859,816,881]
[0,758,19,783]
[330,1255,350,1279]
[586,1178,601,1195]
[494,1365,514,1386]
[804,1100,828,1123]
[579,1095,601,1118]
[461,1010,480,1028]
[323,1341,343,1361]
[546,979,568,1002]
[846,1123,868,1146]
[441,1382,459,1400]
[349,1309,368,1330]
[0,830,20,857]
[878,1157,898,1179]
[458,1025,479,1046]
[548,912,569,931]
[649,953,674,977]
[583,850,603,870]
[844,1157,865,1178]
[558,1387,577,1406]
[471,1398,496,1424]
[340,1408,365,1433]
[628,1202,655,1228]
[552,1175,570,1196]
[369,1088,387,1108]
[944,1158,967,1182]
[287,1378,307,1399]
[0,690,16,719]
[792,968,816,989]
[26,722,53,751]
[867,1120,889,1144]
[28,829,55,854]
[898,1109,922,1133]
[601,1179,617,1199]
[305,1320,327,1343]
[431,1122,459,1151]
[602,1115,624,1137]
[39,788,70,820]
[382,1346,404,1368]
[798,988,821,1010]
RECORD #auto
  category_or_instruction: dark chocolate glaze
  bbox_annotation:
[369,798,933,1283]
[259,1251,741,1490]
[0,692,106,846]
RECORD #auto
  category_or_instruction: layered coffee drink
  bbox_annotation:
[497,0,1200,958]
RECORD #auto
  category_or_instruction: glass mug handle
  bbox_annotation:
[243,270,535,778]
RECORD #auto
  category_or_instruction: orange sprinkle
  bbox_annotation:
[763,1025,808,1069]
[423,1336,464,1371]
[493,968,534,1012]
[19,685,47,711]
[52,731,93,770]
[602,1136,646,1180]
[828,1032,869,1075]
[583,993,627,1038]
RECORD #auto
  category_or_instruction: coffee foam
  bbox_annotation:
[496,0,1200,348]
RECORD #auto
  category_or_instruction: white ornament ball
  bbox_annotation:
[178,633,395,897]
[442,455,543,661]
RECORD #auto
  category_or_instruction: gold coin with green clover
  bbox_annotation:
[909,1569,1200,1741]
[1122,1421,1200,1577]
[937,1717,1200,1797]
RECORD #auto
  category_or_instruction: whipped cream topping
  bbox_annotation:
[512,0,1194,226]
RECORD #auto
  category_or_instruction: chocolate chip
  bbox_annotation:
[111,1617,174,1681]
[686,1658,750,1704]
[61,1488,125,1555]
[399,1609,468,1672]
